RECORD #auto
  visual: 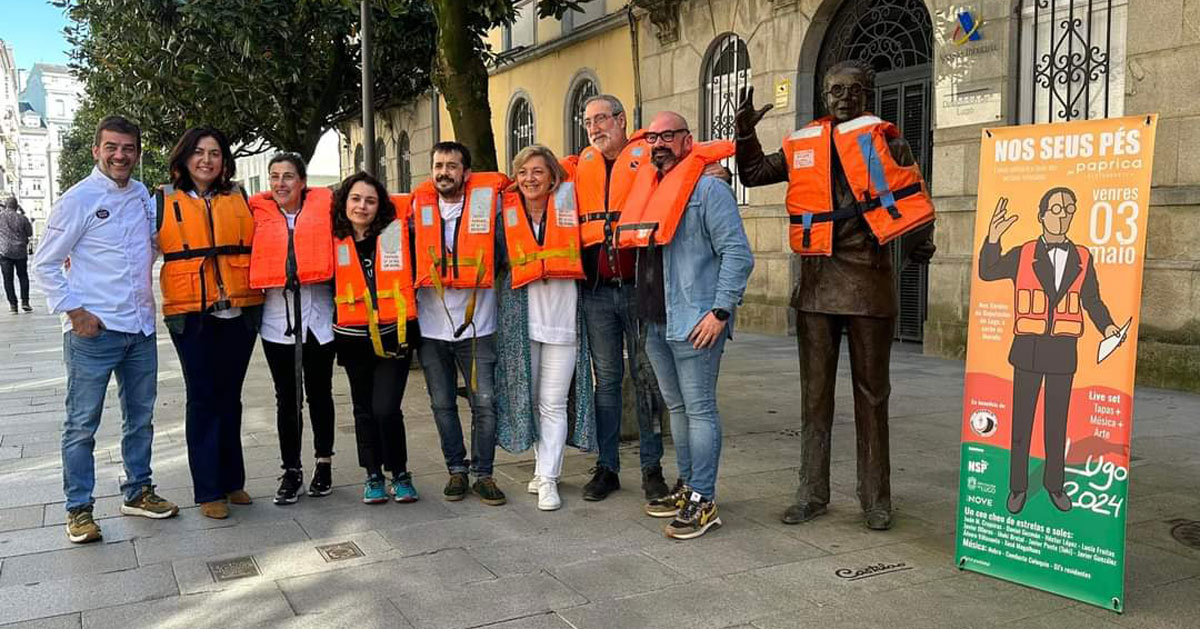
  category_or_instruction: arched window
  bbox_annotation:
[508,95,535,167]
[353,143,364,173]
[566,75,599,155]
[701,34,751,205]
[397,131,412,193]
[375,138,388,188]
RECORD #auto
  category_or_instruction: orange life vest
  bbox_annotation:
[783,114,935,256]
[157,185,263,316]
[390,193,413,225]
[411,173,509,290]
[614,140,735,249]
[333,220,416,354]
[500,184,586,289]
[247,187,335,289]
[574,130,651,248]
[1013,241,1088,337]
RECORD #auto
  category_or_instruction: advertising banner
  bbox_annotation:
[955,114,1158,612]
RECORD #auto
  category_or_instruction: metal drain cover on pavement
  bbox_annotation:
[316,541,364,562]
[207,556,260,582]
[1168,519,1200,549]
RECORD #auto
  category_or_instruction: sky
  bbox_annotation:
[2,0,73,70]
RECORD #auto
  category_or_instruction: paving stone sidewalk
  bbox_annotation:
[1,286,1198,628]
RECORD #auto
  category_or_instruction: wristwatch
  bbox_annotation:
[711,308,730,322]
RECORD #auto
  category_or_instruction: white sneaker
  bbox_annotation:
[527,476,540,495]
[537,479,561,511]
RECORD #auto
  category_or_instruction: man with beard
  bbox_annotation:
[412,141,510,506]
[619,111,753,540]
[735,60,936,530]
[34,116,179,543]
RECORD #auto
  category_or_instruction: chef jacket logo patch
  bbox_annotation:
[95,209,110,219]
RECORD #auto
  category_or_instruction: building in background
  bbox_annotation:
[340,0,1200,392]
[16,102,48,231]
[0,42,20,199]
[14,63,82,235]
[235,129,343,196]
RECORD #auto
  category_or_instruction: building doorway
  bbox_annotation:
[809,0,934,342]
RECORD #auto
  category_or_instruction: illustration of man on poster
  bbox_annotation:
[979,186,1123,515]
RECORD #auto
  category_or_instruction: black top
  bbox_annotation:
[635,245,667,324]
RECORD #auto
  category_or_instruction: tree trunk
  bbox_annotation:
[429,0,499,172]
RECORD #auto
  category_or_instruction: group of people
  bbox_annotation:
[34,58,936,545]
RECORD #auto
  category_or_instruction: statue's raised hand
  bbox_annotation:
[735,86,773,139]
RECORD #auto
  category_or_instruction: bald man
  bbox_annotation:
[627,111,754,541]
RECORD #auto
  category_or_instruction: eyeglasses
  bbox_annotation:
[1047,203,1077,216]
[583,113,615,129]
[645,128,689,144]
[826,84,865,99]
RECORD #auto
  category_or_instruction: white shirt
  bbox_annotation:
[259,212,335,345]
[416,196,496,341]
[525,221,577,344]
[33,167,157,335]
[1044,237,1069,291]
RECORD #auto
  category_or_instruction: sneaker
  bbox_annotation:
[20,303,32,313]
[472,477,507,506]
[391,474,419,503]
[7,305,15,314]
[641,465,670,501]
[582,467,620,501]
[274,468,304,505]
[120,485,179,519]
[443,472,469,501]
[537,478,562,511]
[527,475,540,495]
[308,461,333,497]
[664,492,722,540]
[644,479,690,518]
[66,507,102,543]
[363,475,388,504]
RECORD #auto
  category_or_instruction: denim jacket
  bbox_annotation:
[660,175,754,342]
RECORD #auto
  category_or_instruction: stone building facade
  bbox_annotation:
[343,0,1200,391]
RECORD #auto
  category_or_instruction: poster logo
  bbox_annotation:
[969,409,999,436]
[951,11,983,45]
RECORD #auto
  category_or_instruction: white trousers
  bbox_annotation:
[530,340,577,480]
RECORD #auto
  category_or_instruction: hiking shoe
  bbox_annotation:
[645,479,690,518]
[473,477,507,506]
[582,467,620,501]
[664,492,722,540]
[444,472,470,501]
[227,489,253,505]
[66,507,102,543]
[641,465,670,501]
[200,501,229,519]
[120,485,179,519]
[274,468,304,505]
[363,475,388,504]
[391,474,419,503]
[308,461,333,497]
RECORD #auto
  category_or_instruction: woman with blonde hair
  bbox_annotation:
[495,145,595,511]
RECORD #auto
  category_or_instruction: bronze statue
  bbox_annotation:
[735,60,935,530]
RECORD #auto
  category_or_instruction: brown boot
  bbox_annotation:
[227,490,252,505]
[199,501,229,519]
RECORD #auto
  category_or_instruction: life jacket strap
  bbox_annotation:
[162,244,253,262]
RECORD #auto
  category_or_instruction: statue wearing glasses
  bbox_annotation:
[734,60,936,531]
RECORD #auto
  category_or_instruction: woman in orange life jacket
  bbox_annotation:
[494,145,596,512]
[157,127,262,520]
[330,172,421,504]
[248,153,338,506]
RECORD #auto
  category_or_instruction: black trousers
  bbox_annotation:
[262,332,336,470]
[339,343,413,475]
[1010,368,1074,493]
[795,311,894,515]
[0,256,30,307]
[170,313,257,503]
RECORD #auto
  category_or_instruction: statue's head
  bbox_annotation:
[823,60,874,122]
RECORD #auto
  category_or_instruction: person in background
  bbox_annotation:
[33,115,179,543]
[331,172,421,504]
[157,126,262,520]
[1,196,34,313]
[494,144,595,511]
[248,153,339,505]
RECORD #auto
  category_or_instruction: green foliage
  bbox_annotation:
[57,96,170,191]
[57,0,437,160]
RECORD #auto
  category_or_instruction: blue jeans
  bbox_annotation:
[419,335,498,478]
[62,329,158,512]
[644,321,726,500]
[581,283,663,472]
